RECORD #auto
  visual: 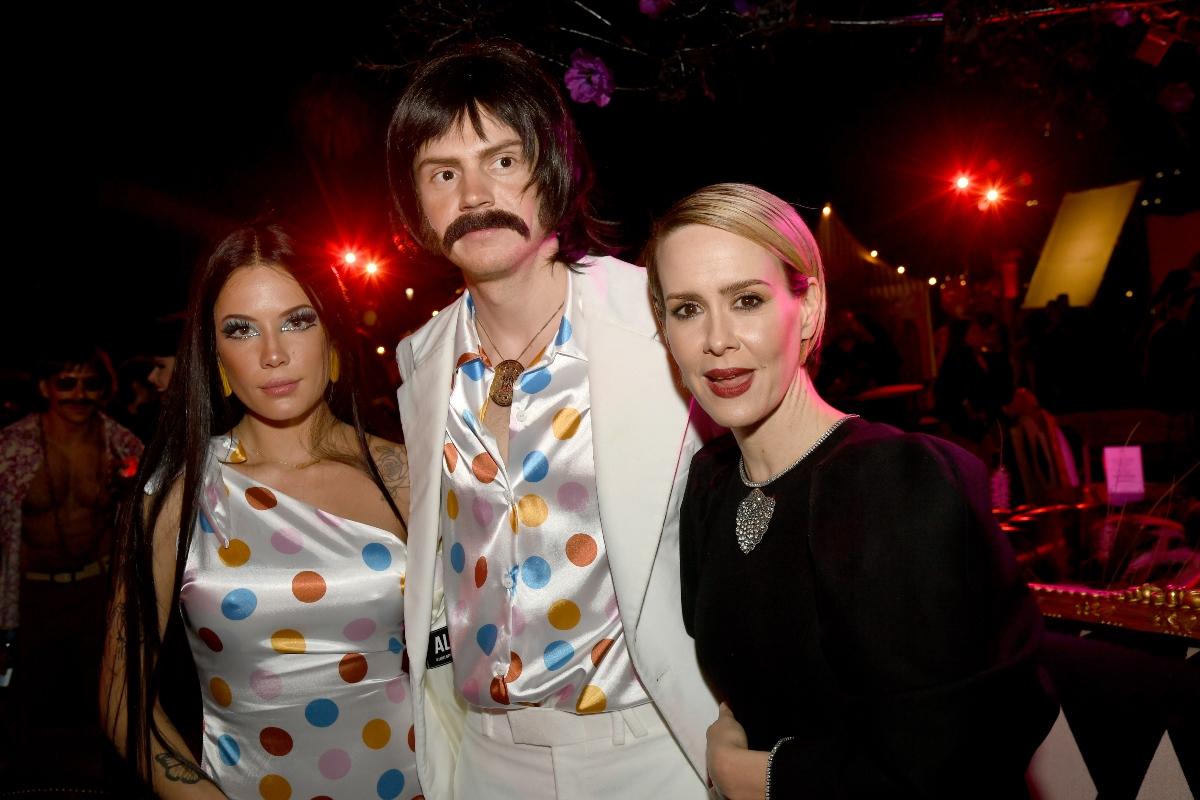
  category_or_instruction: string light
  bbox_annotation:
[927,277,937,286]
[376,346,386,355]
[869,249,878,258]
[896,266,906,274]
[405,288,414,300]
[822,204,832,217]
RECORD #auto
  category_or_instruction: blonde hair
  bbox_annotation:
[643,182,827,362]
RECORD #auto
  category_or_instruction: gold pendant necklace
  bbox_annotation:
[475,299,565,412]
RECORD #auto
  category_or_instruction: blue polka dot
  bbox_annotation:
[461,359,485,381]
[521,556,551,589]
[362,542,392,571]
[543,640,574,671]
[217,734,240,766]
[522,451,550,483]
[198,512,214,534]
[388,637,403,654]
[555,316,573,346]
[518,367,552,394]
[220,588,257,621]
[377,769,406,800]
[476,624,498,655]
[304,698,339,727]
[465,294,475,313]
[462,408,478,433]
[450,542,466,573]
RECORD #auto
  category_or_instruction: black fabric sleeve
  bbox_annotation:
[770,434,1056,799]
[679,449,706,641]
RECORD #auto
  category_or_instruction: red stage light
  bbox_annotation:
[343,252,358,265]
[365,261,379,275]
[955,175,970,190]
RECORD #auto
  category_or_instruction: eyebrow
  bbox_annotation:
[414,138,524,172]
[665,279,770,303]
[218,304,316,324]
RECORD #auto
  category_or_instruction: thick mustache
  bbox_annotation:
[442,210,531,252]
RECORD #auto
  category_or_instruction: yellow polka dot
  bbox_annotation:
[509,506,518,534]
[362,718,391,749]
[218,538,250,567]
[259,774,291,800]
[270,629,306,654]
[547,599,581,630]
[209,677,232,707]
[517,494,548,527]
[223,481,231,496]
[552,407,582,439]
[446,489,459,520]
[576,684,607,714]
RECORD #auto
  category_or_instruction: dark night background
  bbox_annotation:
[8,0,1198,390]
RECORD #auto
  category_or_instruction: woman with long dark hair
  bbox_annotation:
[644,184,1055,799]
[101,223,422,799]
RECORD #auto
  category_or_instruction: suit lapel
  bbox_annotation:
[398,304,458,688]
[586,303,691,635]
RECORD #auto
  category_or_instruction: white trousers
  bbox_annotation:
[453,703,708,799]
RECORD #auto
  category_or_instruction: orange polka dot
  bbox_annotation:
[591,639,615,667]
[259,726,293,756]
[270,629,305,654]
[489,675,510,705]
[444,443,459,473]
[474,556,488,588]
[576,685,607,714]
[218,539,251,567]
[339,652,368,683]
[505,651,523,683]
[210,677,232,707]
[407,725,416,751]
[471,452,499,484]
[446,489,459,520]
[259,774,291,800]
[291,571,326,603]
[552,407,582,439]
[565,533,597,567]
[547,599,581,630]
[362,719,391,749]
[517,495,548,527]
[245,486,278,510]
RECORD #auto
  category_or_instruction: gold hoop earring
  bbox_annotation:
[329,350,340,384]
[218,362,233,397]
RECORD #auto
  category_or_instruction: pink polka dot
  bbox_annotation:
[204,485,220,508]
[250,669,282,700]
[385,677,408,703]
[605,594,620,621]
[462,677,480,706]
[555,683,577,706]
[511,605,527,637]
[557,482,589,513]
[315,508,343,528]
[472,496,494,527]
[318,748,351,780]
[343,618,377,642]
[270,527,303,555]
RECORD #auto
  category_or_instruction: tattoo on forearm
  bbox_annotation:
[374,445,410,489]
[155,752,204,784]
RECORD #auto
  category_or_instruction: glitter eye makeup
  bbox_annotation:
[281,308,319,331]
[221,318,258,339]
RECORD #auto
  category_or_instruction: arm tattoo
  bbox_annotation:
[155,752,206,785]
[373,444,410,490]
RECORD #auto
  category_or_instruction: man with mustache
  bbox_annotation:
[0,345,141,786]
[388,41,716,798]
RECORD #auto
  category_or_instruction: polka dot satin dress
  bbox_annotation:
[180,445,422,800]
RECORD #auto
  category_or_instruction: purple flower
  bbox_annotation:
[564,49,614,107]
[639,0,671,18]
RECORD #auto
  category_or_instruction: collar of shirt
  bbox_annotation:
[453,271,586,384]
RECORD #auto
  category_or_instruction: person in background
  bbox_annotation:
[0,344,142,788]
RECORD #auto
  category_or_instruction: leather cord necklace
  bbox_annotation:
[474,299,565,416]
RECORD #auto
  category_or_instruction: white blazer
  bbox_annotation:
[396,256,717,798]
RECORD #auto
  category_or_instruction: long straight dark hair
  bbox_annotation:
[107,222,403,783]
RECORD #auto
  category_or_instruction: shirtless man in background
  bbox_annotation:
[0,345,142,787]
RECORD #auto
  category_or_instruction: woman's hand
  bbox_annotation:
[706,703,768,799]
